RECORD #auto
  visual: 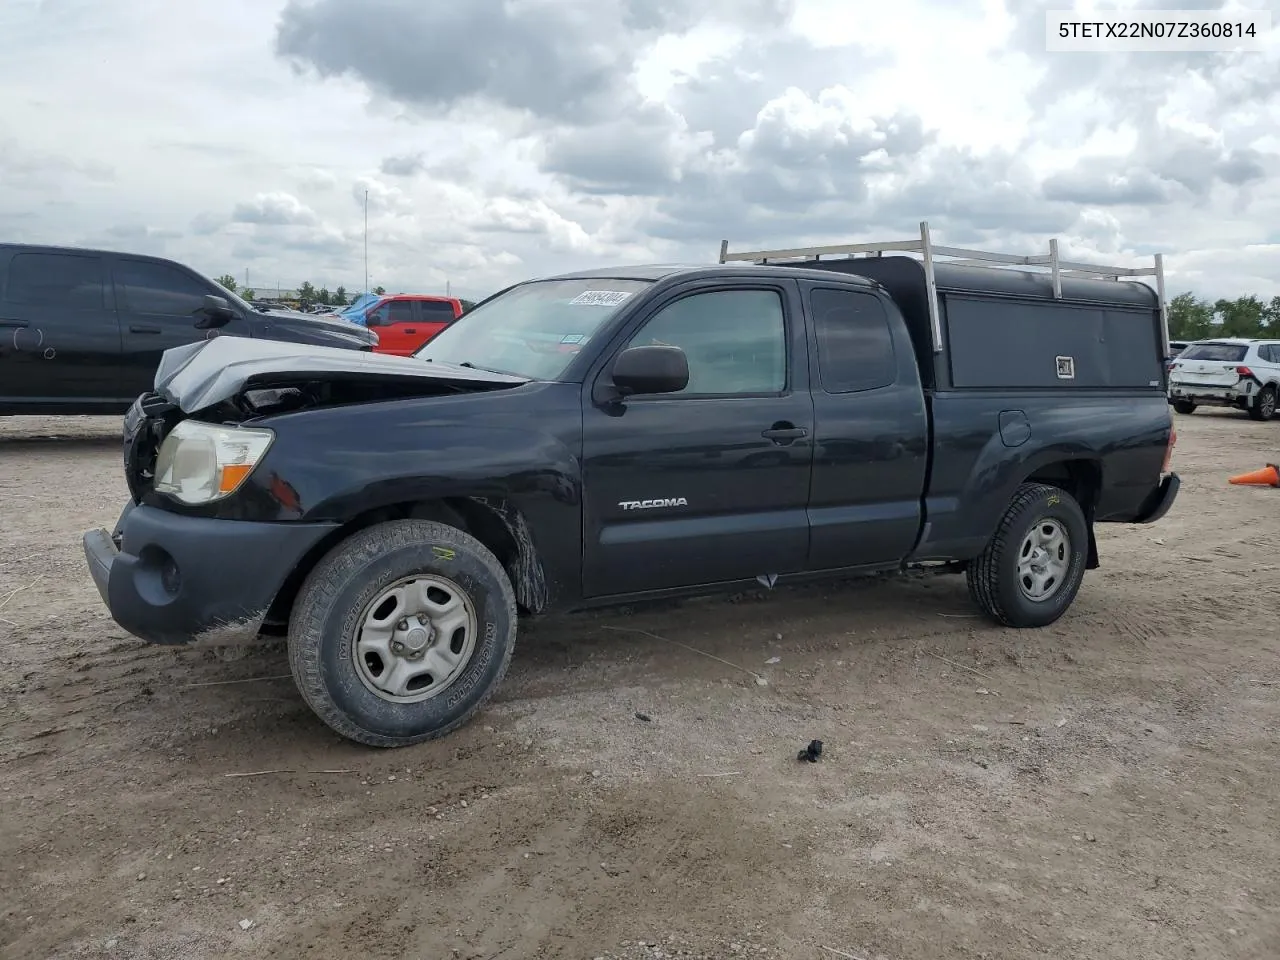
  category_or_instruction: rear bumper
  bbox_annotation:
[1169,381,1255,406]
[82,502,339,645]
[1132,472,1180,524]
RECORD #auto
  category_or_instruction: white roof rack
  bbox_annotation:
[718,220,1168,356]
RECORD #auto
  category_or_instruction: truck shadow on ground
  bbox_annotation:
[69,568,993,759]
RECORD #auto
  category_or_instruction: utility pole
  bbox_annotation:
[364,189,369,294]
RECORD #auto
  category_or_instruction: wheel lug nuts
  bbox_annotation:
[397,619,408,631]
[417,614,428,625]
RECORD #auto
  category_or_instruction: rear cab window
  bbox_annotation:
[421,300,459,322]
[809,287,896,393]
[6,252,106,309]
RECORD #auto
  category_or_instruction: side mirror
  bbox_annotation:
[364,308,386,327]
[612,344,689,396]
[194,294,234,329]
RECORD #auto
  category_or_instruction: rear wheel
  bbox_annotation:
[287,519,517,747]
[1248,385,1276,421]
[967,483,1089,628]
[1172,399,1196,415]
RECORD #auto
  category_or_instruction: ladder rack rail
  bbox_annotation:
[718,221,1168,357]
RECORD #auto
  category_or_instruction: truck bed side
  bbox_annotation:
[911,390,1172,562]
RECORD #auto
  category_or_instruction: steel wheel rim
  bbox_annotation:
[351,574,478,703]
[1016,519,1071,602]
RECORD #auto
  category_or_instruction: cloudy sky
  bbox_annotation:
[1,0,1277,303]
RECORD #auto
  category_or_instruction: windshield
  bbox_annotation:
[414,277,652,379]
[1179,342,1247,362]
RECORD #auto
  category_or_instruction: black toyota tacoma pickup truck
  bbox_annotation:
[82,254,1180,747]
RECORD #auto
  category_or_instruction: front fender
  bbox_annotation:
[199,386,586,607]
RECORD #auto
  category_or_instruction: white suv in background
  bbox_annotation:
[1168,338,1280,420]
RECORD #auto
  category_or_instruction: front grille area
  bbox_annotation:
[122,392,180,503]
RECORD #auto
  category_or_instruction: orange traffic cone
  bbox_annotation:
[1228,463,1280,487]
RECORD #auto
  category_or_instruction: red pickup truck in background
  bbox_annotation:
[356,294,465,355]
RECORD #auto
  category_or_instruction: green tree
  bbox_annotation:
[242,288,256,300]
[1264,296,1280,337]
[373,285,386,295]
[215,274,238,293]
[1166,292,1214,341]
[318,287,332,305]
[334,285,348,306]
[459,299,476,313]
[296,281,316,307]
[1214,295,1266,337]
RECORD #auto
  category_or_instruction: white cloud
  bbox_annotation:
[0,0,1275,303]
[232,192,319,226]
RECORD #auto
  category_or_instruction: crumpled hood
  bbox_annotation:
[153,336,527,413]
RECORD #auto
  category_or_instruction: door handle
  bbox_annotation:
[762,423,808,444]
[403,327,417,334]
[130,325,161,334]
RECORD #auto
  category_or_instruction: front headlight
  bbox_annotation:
[153,420,275,505]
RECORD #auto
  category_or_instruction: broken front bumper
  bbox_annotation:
[83,502,338,645]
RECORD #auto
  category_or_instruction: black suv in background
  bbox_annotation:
[0,243,377,415]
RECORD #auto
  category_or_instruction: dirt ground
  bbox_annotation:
[1,409,1278,960]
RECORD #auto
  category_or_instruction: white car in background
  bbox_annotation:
[1168,338,1280,420]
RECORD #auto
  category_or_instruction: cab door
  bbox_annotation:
[366,297,417,355]
[112,255,253,397]
[415,299,459,348]
[580,278,815,597]
[0,248,122,404]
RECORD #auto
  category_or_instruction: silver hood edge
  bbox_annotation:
[152,336,526,414]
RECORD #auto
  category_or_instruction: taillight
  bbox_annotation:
[1162,424,1176,474]
[1237,366,1254,378]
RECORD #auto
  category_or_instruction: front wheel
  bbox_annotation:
[1248,385,1276,421]
[1172,399,1196,415]
[966,483,1089,628]
[287,519,518,747]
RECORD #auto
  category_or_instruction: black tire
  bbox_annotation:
[1172,399,1196,415]
[1248,385,1276,421]
[287,519,517,747]
[966,483,1089,628]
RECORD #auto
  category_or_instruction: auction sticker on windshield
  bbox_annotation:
[569,290,634,306]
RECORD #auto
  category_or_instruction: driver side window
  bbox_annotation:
[368,300,413,325]
[624,288,787,396]
[114,259,212,320]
